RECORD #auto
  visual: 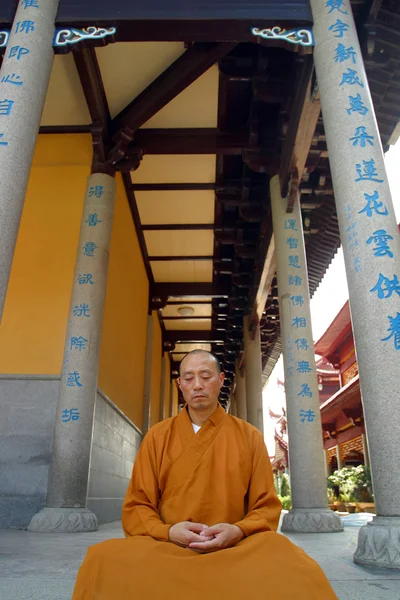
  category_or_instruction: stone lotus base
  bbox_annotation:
[27,507,98,533]
[281,507,343,533]
[354,517,400,570]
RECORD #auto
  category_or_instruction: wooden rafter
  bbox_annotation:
[109,42,237,163]
[279,54,318,208]
[72,47,111,169]
[73,47,110,129]
[121,172,154,286]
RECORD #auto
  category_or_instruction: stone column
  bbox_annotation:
[270,175,342,533]
[0,0,59,320]
[171,380,179,417]
[229,390,238,416]
[159,354,170,421]
[28,172,116,532]
[323,450,329,478]
[142,314,154,433]
[311,0,400,566]
[362,433,370,468]
[169,381,174,417]
[159,355,166,421]
[234,358,247,421]
[243,316,264,433]
[336,444,343,470]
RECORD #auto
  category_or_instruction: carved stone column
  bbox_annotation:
[28,172,116,532]
[271,175,342,533]
[142,314,154,433]
[243,316,264,433]
[0,0,59,319]
[229,390,238,416]
[311,0,400,566]
[234,358,247,421]
[159,354,167,421]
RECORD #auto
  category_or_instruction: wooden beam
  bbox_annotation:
[279,54,319,209]
[151,282,230,299]
[132,183,216,191]
[165,300,213,305]
[149,256,213,261]
[39,125,92,134]
[109,42,236,162]
[162,316,212,320]
[73,47,111,167]
[164,331,225,343]
[142,224,214,231]
[54,1,312,23]
[252,234,276,325]
[133,128,248,155]
[73,47,110,128]
[121,172,154,285]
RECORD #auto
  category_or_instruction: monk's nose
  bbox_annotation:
[193,377,203,389]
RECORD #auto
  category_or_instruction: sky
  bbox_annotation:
[263,141,400,454]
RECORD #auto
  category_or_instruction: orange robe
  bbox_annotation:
[73,404,337,599]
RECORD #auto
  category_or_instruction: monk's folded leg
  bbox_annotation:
[212,532,338,600]
[72,533,338,600]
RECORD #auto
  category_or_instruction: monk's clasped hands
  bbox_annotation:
[168,521,244,553]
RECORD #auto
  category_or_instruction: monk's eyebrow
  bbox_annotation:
[182,368,213,376]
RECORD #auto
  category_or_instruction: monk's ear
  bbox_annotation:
[219,372,225,387]
[177,377,181,390]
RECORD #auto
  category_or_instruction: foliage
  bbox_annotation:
[327,465,373,503]
[278,495,292,510]
[275,473,292,510]
[280,473,291,498]
[327,487,337,504]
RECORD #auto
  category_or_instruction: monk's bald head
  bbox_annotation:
[179,350,221,375]
[178,350,224,412]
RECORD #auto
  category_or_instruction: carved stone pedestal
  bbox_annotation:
[27,508,98,533]
[281,508,343,533]
[354,517,400,569]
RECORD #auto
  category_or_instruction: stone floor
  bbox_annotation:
[1,514,400,599]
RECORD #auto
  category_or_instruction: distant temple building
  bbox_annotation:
[271,301,370,475]
[315,301,369,475]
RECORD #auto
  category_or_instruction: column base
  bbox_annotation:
[281,508,343,533]
[353,517,400,570]
[27,507,98,533]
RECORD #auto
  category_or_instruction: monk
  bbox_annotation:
[72,349,338,599]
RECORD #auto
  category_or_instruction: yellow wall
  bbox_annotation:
[149,311,162,427]
[98,174,149,426]
[0,135,91,374]
[0,135,149,428]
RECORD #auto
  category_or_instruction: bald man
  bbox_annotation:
[72,350,337,600]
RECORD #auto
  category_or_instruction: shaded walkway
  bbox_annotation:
[0,515,399,599]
